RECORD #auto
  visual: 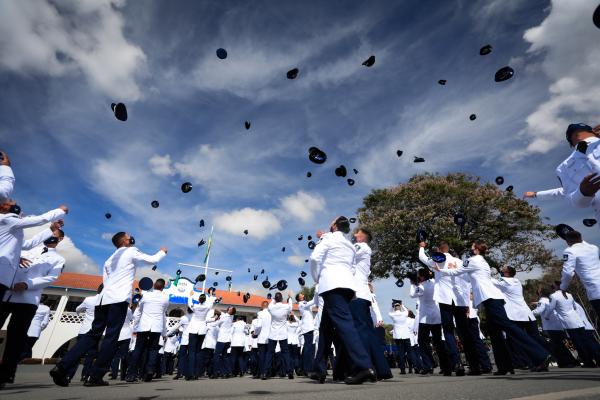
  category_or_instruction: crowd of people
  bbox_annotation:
[0,121,600,391]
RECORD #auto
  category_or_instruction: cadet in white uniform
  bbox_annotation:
[230,316,249,376]
[296,293,316,375]
[202,310,221,378]
[52,231,167,387]
[170,309,191,379]
[435,240,550,375]
[418,241,478,375]
[21,297,51,360]
[559,230,600,317]
[349,228,392,380]
[0,228,65,386]
[126,278,169,382]
[545,283,598,367]
[554,123,600,223]
[388,302,411,374]
[310,216,375,385]
[409,269,451,375]
[287,314,301,374]
[253,301,271,379]
[186,292,215,380]
[212,306,235,378]
[493,266,547,369]
[0,202,66,314]
[110,305,134,381]
[532,287,577,368]
[262,293,293,379]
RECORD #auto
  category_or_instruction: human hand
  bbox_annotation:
[580,173,600,197]
[419,242,426,248]
[523,191,537,199]
[0,151,10,166]
[20,258,32,268]
[160,247,168,253]
[58,205,69,214]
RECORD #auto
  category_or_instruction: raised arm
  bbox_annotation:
[531,300,546,317]
[371,294,383,325]
[9,208,66,231]
[22,228,54,250]
[410,283,424,298]
[418,247,434,267]
[132,248,167,266]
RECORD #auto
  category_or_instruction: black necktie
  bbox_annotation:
[41,247,48,254]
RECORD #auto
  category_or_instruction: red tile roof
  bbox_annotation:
[50,273,297,309]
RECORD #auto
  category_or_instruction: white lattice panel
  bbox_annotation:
[59,311,85,324]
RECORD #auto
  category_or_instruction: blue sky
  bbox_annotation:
[2,0,600,321]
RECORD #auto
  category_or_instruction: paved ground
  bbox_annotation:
[1,366,600,400]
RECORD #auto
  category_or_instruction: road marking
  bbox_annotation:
[510,386,600,400]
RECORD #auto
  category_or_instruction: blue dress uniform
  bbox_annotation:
[310,231,374,383]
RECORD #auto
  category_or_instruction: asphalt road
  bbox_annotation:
[1,365,600,400]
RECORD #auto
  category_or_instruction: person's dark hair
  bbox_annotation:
[97,283,104,293]
[407,310,415,319]
[229,306,237,315]
[505,266,516,277]
[437,240,449,251]
[274,292,283,302]
[295,293,306,302]
[565,230,582,243]
[539,286,552,298]
[261,301,269,308]
[357,228,372,243]
[187,307,193,314]
[154,278,166,290]
[334,216,351,234]
[199,293,206,304]
[473,240,488,255]
[417,268,430,281]
[112,232,127,248]
[288,314,296,322]
[56,229,65,238]
[40,294,48,304]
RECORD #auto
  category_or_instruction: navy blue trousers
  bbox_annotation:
[256,343,267,376]
[591,299,600,320]
[186,333,205,377]
[230,346,246,375]
[59,301,128,379]
[314,289,372,375]
[0,302,38,382]
[439,303,479,371]
[483,299,549,371]
[418,323,451,372]
[301,331,315,373]
[567,327,597,366]
[468,318,492,370]
[126,331,161,379]
[176,344,188,376]
[212,341,231,376]
[263,339,291,375]
[110,339,130,379]
[546,330,577,367]
[349,298,392,378]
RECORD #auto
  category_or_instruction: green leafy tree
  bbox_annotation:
[299,285,316,301]
[358,173,556,280]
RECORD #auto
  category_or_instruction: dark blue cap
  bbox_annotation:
[566,123,593,145]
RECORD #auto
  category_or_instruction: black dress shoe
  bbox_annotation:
[344,369,376,385]
[252,375,259,379]
[531,356,551,372]
[288,373,294,379]
[467,369,482,376]
[455,368,465,376]
[84,376,109,387]
[493,370,513,376]
[377,373,393,380]
[309,372,326,383]
[50,365,70,387]
[481,368,493,374]
[125,376,137,383]
[420,369,433,375]
[399,369,406,375]
[173,374,181,380]
[260,374,268,380]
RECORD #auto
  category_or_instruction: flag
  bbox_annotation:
[203,227,213,265]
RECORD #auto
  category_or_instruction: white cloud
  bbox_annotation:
[214,208,282,240]
[0,0,146,100]
[287,255,306,267]
[135,265,170,281]
[149,154,176,177]
[280,191,326,223]
[23,225,98,275]
[520,0,600,154]
[101,232,113,241]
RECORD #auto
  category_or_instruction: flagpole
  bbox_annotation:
[202,225,214,293]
